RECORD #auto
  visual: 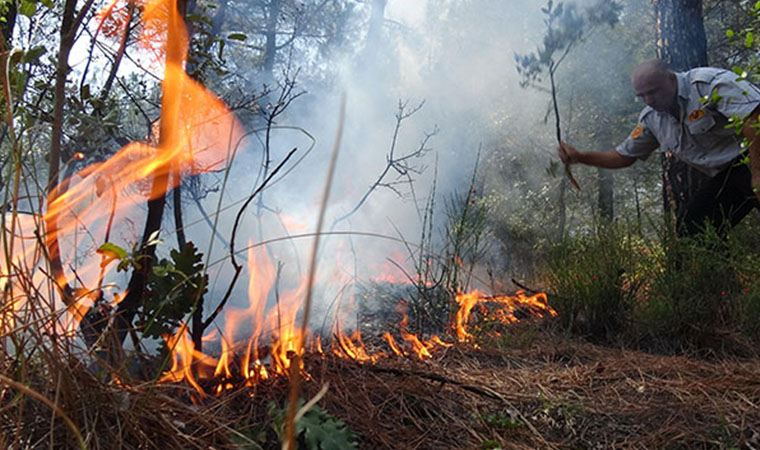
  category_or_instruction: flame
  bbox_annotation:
[36,0,245,333]
[154,245,555,398]
[455,290,556,342]
[335,329,378,362]
[4,0,557,401]
[383,332,404,357]
[369,251,409,284]
[278,213,309,233]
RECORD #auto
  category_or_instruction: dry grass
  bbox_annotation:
[2,332,758,449]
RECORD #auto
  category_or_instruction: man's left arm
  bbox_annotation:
[741,106,760,201]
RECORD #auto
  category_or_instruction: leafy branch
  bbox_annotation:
[515,0,622,190]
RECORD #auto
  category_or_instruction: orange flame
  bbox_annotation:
[455,290,556,342]
[38,0,245,333]
[23,0,558,400]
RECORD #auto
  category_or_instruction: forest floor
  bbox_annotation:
[299,336,760,449]
[144,332,760,450]
[8,331,760,449]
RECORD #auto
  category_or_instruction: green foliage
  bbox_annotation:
[633,218,760,352]
[737,277,760,338]
[227,33,248,41]
[269,400,358,450]
[479,440,502,450]
[546,223,647,339]
[95,240,207,340]
[515,0,622,87]
[18,0,37,17]
[639,229,735,342]
[477,410,522,429]
[545,210,760,353]
[139,241,208,339]
[725,2,760,84]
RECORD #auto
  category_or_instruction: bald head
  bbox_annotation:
[631,59,678,114]
[632,59,672,81]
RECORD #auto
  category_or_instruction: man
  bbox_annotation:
[558,59,760,235]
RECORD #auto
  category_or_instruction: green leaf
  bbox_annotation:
[19,0,36,17]
[97,242,128,260]
[152,263,172,278]
[140,242,208,339]
[711,88,723,104]
[745,31,754,48]
[218,39,226,60]
[22,46,46,64]
[97,242,128,269]
[726,29,735,38]
[227,33,247,41]
[300,405,357,450]
[39,0,53,8]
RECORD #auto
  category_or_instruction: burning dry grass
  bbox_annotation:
[3,333,758,449]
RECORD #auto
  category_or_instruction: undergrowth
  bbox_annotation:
[544,216,760,355]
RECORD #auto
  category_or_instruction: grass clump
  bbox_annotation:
[546,223,647,341]
[545,216,760,355]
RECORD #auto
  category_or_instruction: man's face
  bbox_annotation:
[632,70,677,112]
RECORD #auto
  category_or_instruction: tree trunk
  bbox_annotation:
[365,0,387,51]
[46,0,85,307]
[557,177,567,239]
[598,168,614,221]
[654,0,709,221]
[263,0,282,82]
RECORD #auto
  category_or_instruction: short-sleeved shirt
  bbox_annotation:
[615,67,760,177]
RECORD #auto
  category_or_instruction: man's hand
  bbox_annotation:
[558,141,581,164]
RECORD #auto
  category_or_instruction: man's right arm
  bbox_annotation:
[558,141,637,169]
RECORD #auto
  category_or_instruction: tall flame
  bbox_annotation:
[39,0,245,332]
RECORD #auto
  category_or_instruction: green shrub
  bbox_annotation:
[546,223,647,340]
[637,222,760,352]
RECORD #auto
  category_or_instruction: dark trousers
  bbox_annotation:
[679,161,760,236]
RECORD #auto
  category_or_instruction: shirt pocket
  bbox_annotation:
[685,109,716,135]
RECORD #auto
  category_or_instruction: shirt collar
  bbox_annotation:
[676,71,690,101]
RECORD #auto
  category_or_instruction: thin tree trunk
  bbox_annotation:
[558,177,567,239]
[114,0,188,347]
[46,0,85,307]
[598,168,614,221]
[263,0,282,82]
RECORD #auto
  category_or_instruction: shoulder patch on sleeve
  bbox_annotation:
[630,124,644,139]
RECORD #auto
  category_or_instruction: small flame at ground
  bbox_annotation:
[157,245,556,398]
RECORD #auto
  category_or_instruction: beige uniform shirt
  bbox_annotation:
[615,68,760,177]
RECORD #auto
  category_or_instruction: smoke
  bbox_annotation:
[154,0,649,334]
